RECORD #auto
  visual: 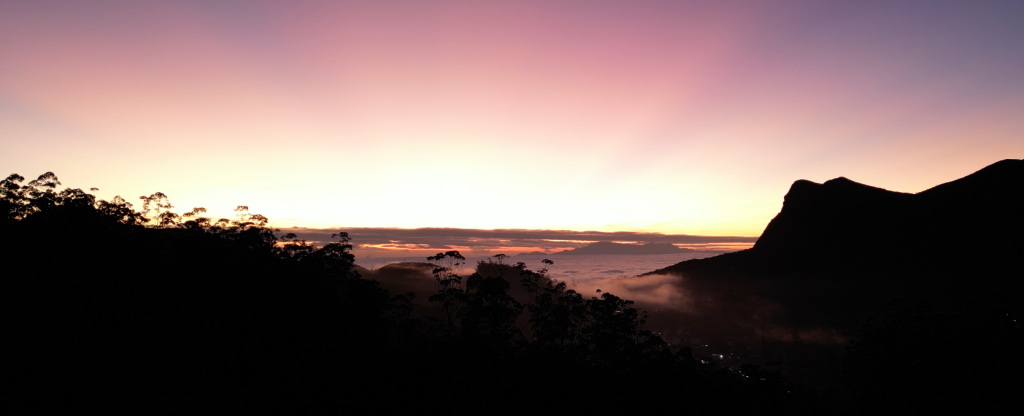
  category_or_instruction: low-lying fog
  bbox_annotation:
[358,252,715,283]
[357,252,715,309]
[356,252,848,348]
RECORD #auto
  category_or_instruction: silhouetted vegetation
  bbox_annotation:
[9,168,1021,414]
[2,173,419,412]
[1,172,819,413]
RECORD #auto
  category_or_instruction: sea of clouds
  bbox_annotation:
[357,252,717,310]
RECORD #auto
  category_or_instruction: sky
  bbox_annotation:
[2,0,1023,236]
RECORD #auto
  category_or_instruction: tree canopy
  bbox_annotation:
[2,172,817,414]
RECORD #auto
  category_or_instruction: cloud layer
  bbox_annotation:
[281,226,757,256]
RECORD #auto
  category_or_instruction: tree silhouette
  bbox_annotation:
[461,270,525,350]
[426,250,467,335]
[2,171,822,413]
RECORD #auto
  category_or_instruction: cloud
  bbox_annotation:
[278,227,757,256]
[569,273,694,311]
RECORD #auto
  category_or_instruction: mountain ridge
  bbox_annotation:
[646,158,1024,341]
[750,158,1023,261]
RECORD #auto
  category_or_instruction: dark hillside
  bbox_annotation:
[1,184,404,412]
[754,158,1024,265]
[754,177,915,260]
[1,172,815,414]
[648,159,1024,412]
[655,158,1024,312]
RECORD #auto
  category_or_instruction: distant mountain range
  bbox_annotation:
[554,242,692,255]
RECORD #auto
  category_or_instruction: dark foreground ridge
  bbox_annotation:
[4,160,1021,414]
[649,159,1024,413]
[1,173,812,414]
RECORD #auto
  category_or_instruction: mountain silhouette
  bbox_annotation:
[753,158,1024,263]
[648,158,1024,341]
[640,159,1024,411]
[658,158,1023,275]
[556,241,691,255]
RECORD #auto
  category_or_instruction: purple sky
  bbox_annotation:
[3,1,1022,236]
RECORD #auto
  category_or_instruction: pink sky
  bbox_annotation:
[2,1,1022,236]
